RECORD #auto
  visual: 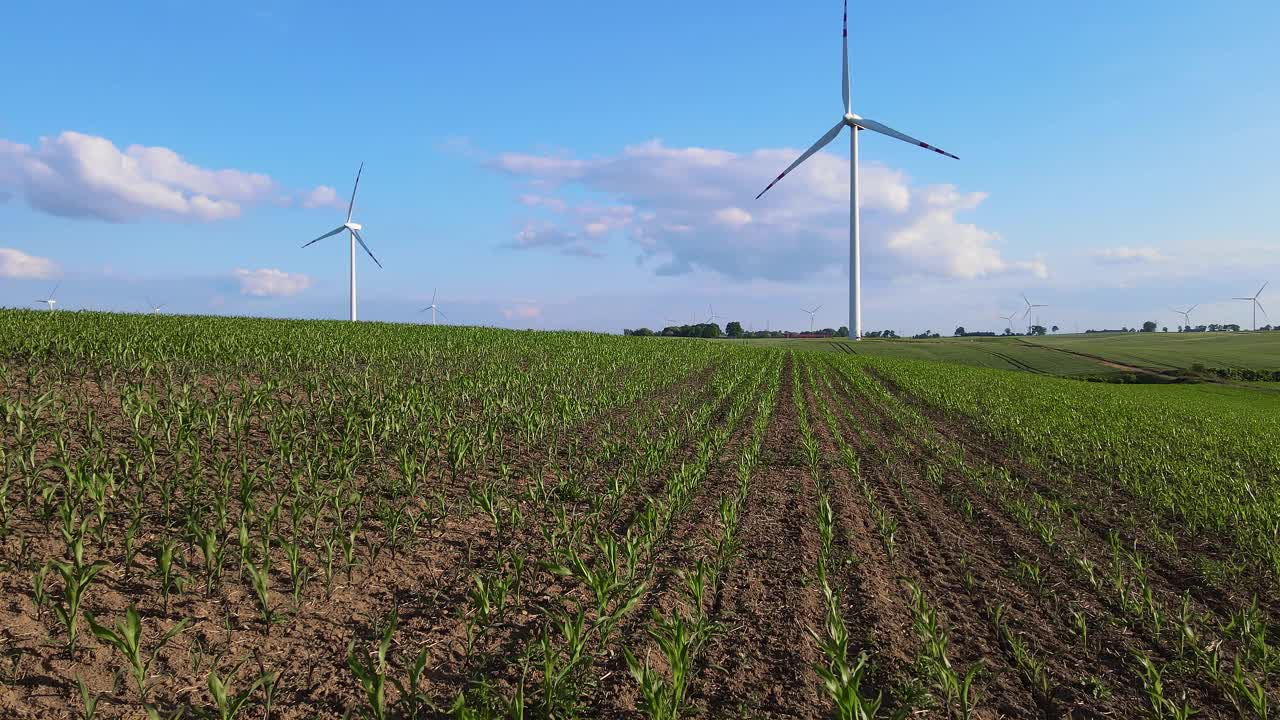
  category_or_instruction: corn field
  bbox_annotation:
[0,309,1277,719]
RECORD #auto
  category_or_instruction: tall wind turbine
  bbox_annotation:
[802,304,823,332]
[1233,282,1268,331]
[302,162,382,321]
[755,0,957,341]
[705,305,722,325]
[419,289,447,325]
[999,312,1018,333]
[1021,294,1047,333]
[35,283,59,311]
[1171,304,1197,331]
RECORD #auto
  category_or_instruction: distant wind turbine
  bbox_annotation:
[1021,294,1047,333]
[705,305,721,324]
[802,304,823,332]
[1233,282,1268,331]
[1171,304,1198,331]
[302,162,382,321]
[755,0,957,342]
[999,312,1018,333]
[145,297,166,315]
[35,283,59,311]
[419,289,447,325]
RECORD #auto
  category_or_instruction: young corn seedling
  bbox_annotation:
[86,605,191,704]
[152,537,185,615]
[48,552,108,651]
[347,609,397,720]
[245,557,276,632]
[76,676,100,720]
[205,663,270,720]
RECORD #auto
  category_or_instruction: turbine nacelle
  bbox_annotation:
[345,222,363,231]
[843,113,861,126]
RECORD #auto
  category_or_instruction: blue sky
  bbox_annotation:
[1,1,1277,334]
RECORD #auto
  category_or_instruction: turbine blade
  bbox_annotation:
[432,288,438,305]
[347,162,363,222]
[755,120,846,199]
[437,309,449,321]
[841,0,850,114]
[50,282,60,298]
[853,117,959,160]
[1257,300,1268,319]
[351,228,382,268]
[814,304,823,312]
[1189,304,1198,312]
[302,226,347,248]
[1257,281,1269,297]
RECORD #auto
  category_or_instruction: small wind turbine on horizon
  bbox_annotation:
[35,284,59,311]
[999,312,1018,333]
[1233,282,1269,331]
[1171,304,1198,330]
[302,162,382,322]
[802,304,823,332]
[419,289,447,325]
[754,0,957,341]
[145,297,166,315]
[1021,294,1047,333]
[705,305,721,325]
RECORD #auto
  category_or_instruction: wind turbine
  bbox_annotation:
[1233,282,1268,331]
[35,283,59,311]
[802,304,823,332]
[1171,304,1197,331]
[705,305,722,324]
[1021,294,1047,333]
[302,162,382,321]
[419,289,447,325]
[145,297,166,315]
[999,312,1018,333]
[755,0,957,341]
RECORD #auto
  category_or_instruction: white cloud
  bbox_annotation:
[301,185,344,210]
[0,247,58,279]
[0,131,338,222]
[234,268,313,297]
[1091,246,1165,265]
[488,139,1040,283]
[501,302,543,320]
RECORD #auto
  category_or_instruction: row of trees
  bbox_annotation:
[623,322,852,338]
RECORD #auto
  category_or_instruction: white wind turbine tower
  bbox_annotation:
[1021,294,1047,334]
[999,312,1018,333]
[802,304,823,332]
[1171,304,1197,331]
[35,283,59,311]
[755,0,957,341]
[302,162,382,321]
[1233,282,1268,331]
[419,289,447,325]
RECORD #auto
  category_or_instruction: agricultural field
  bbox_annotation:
[733,331,1280,382]
[1,309,1278,719]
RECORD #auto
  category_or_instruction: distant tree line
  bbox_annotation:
[623,322,852,339]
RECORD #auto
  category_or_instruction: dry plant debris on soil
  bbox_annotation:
[0,310,1278,719]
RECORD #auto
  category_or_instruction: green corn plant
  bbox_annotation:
[31,563,51,622]
[76,676,99,720]
[205,664,270,720]
[48,554,108,650]
[245,557,275,631]
[152,537,185,615]
[347,610,397,720]
[86,605,191,703]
